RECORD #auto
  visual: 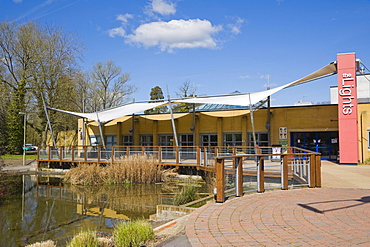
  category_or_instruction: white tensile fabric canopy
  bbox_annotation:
[48,61,337,122]
[174,62,337,107]
[48,101,168,123]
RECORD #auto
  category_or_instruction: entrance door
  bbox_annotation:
[291,132,339,161]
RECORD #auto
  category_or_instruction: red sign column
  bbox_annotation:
[337,53,358,164]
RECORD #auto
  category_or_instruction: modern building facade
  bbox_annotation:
[78,101,370,164]
[71,53,370,165]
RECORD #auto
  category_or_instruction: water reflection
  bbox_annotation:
[0,174,207,247]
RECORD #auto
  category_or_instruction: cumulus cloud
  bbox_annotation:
[108,27,126,38]
[125,19,222,52]
[150,0,176,16]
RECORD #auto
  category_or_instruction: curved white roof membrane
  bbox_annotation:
[48,62,337,122]
[48,101,168,123]
[175,62,337,107]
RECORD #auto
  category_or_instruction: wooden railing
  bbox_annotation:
[38,145,287,168]
[214,147,321,203]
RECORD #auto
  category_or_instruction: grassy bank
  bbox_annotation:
[64,154,171,185]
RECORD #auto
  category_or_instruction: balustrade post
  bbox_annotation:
[236,157,243,197]
[98,146,101,163]
[309,154,315,188]
[112,146,115,163]
[176,146,179,164]
[315,155,321,187]
[216,158,225,203]
[257,156,265,193]
[59,146,63,167]
[158,146,162,164]
[282,155,288,190]
[196,146,200,166]
[203,147,207,166]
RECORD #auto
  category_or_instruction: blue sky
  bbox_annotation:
[2,0,370,106]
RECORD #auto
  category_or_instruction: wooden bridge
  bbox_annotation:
[37,145,321,203]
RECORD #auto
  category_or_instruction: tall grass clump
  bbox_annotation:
[173,182,198,206]
[66,230,98,247]
[25,240,56,247]
[64,155,169,185]
[113,220,154,247]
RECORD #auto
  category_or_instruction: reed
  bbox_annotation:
[113,220,154,247]
[64,154,170,185]
[173,182,198,206]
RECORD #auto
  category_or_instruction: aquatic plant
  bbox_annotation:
[173,182,198,206]
[66,230,98,247]
[113,220,154,247]
[64,154,170,185]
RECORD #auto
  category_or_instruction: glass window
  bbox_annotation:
[223,133,242,146]
[201,134,218,146]
[140,135,153,146]
[122,135,133,146]
[158,135,173,146]
[89,135,100,146]
[180,134,194,146]
[248,132,268,146]
[105,135,117,146]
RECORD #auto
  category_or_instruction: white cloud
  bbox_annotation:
[227,17,245,35]
[125,19,222,52]
[108,27,126,38]
[151,0,176,16]
[117,13,133,24]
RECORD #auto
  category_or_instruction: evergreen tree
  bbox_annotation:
[145,86,168,114]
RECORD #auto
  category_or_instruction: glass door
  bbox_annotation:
[291,131,338,161]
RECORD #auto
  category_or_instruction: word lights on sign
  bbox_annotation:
[339,73,355,115]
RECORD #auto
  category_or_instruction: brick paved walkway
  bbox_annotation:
[185,188,370,246]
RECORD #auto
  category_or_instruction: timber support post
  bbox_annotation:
[216,158,225,203]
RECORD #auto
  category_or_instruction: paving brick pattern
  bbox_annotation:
[186,188,370,246]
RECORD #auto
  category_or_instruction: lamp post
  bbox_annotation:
[19,112,26,166]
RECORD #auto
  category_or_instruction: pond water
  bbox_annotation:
[0,174,209,247]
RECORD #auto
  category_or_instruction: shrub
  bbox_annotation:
[113,220,154,247]
[66,231,98,247]
[173,182,198,206]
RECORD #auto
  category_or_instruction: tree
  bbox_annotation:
[176,80,197,98]
[174,80,197,113]
[0,21,83,152]
[0,21,36,153]
[89,60,136,111]
[145,86,168,114]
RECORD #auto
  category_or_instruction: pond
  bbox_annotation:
[0,174,210,247]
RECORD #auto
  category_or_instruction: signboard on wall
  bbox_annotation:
[279,127,287,139]
[337,53,359,164]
